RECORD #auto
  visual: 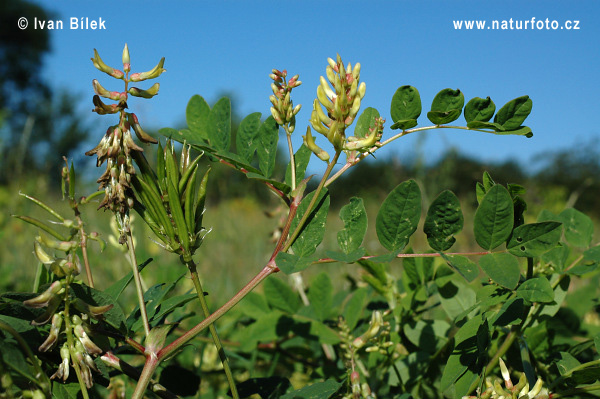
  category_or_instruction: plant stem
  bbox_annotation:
[131,352,161,399]
[126,230,150,337]
[158,263,277,361]
[79,223,94,288]
[187,260,239,399]
[283,150,341,253]
[284,126,296,192]
[324,124,497,187]
[101,352,180,399]
[551,383,600,398]
[63,279,90,399]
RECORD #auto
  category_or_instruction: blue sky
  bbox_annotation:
[25,0,600,171]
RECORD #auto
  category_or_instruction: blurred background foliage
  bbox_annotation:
[1,0,599,305]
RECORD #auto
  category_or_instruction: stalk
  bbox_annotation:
[284,125,296,191]
[126,230,150,337]
[283,150,341,253]
[186,260,239,399]
[158,263,277,361]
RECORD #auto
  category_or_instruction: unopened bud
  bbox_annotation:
[92,80,124,101]
[316,85,334,111]
[358,82,366,99]
[292,104,302,116]
[270,107,284,125]
[122,43,130,72]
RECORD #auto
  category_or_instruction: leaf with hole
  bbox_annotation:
[507,222,562,257]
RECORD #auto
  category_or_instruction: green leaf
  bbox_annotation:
[263,277,301,314]
[424,190,463,251]
[491,297,524,326]
[507,222,562,257]
[594,333,600,355]
[280,379,342,399]
[493,125,533,137]
[464,96,496,123]
[186,95,210,141]
[239,292,271,320]
[290,190,330,257]
[275,252,314,274]
[236,112,262,164]
[479,253,520,290]
[207,97,231,152]
[12,215,67,241]
[558,208,594,248]
[337,197,367,254]
[285,144,312,188]
[257,116,279,178]
[442,255,479,282]
[167,179,189,253]
[0,338,36,382]
[307,272,333,322]
[324,248,366,264]
[354,107,380,138]
[343,288,368,331]
[541,243,570,271]
[473,184,514,250]
[438,280,476,320]
[494,95,532,130]
[236,377,292,399]
[151,293,196,326]
[104,258,152,301]
[516,277,554,303]
[441,315,486,391]
[427,88,464,125]
[390,85,421,130]
[245,173,292,195]
[376,180,422,252]
[70,284,126,332]
[404,320,451,354]
[52,382,82,399]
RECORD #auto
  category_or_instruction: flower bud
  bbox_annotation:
[93,80,124,101]
[128,113,158,144]
[23,281,63,308]
[270,107,284,125]
[317,85,334,111]
[122,43,130,72]
[36,234,78,252]
[303,127,330,162]
[91,49,124,79]
[39,312,63,352]
[352,62,361,80]
[499,358,511,387]
[129,57,166,82]
[34,241,54,265]
[128,82,160,99]
[292,104,302,116]
[74,324,103,355]
[92,95,120,115]
[51,343,71,381]
[358,82,366,99]
[327,57,337,70]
